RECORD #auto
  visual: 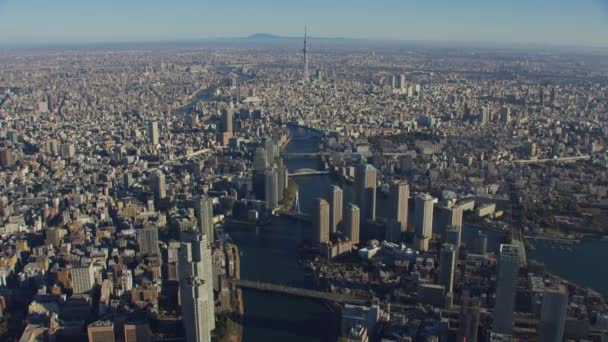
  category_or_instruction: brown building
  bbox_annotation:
[87,320,115,342]
[312,198,330,247]
[124,322,152,342]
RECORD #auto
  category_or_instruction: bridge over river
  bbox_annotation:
[288,168,329,177]
[230,279,369,305]
[229,278,541,329]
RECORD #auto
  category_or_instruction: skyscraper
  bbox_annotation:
[253,147,268,171]
[148,120,159,145]
[538,284,568,342]
[0,148,13,168]
[389,181,409,232]
[264,169,279,210]
[194,196,214,242]
[137,226,160,256]
[385,219,401,243]
[501,106,511,123]
[264,137,276,166]
[303,25,309,82]
[493,244,520,335]
[459,293,480,342]
[355,164,377,222]
[312,198,330,247]
[150,171,166,202]
[328,185,343,233]
[344,203,360,244]
[439,243,456,293]
[471,230,488,255]
[222,109,233,134]
[277,166,288,203]
[413,193,434,251]
[88,320,115,342]
[436,205,463,234]
[444,226,462,252]
[179,231,215,342]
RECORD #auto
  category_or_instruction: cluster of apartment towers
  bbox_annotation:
[312,163,448,253]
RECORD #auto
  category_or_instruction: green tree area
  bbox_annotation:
[0,314,10,337]
[369,131,442,150]
[213,314,240,342]
[279,179,298,208]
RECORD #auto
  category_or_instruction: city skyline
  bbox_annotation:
[0,3,606,339]
[0,0,607,47]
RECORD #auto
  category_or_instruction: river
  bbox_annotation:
[225,126,339,342]
[226,125,607,342]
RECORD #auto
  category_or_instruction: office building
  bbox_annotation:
[253,147,268,171]
[445,226,461,251]
[87,320,115,342]
[222,109,233,133]
[60,143,75,159]
[439,243,456,293]
[436,205,463,234]
[493,244,520,335]
[277,166,288,202]
[194,196,214,242]
[344,204,360,244]
[471,231,488,255]
[137,227,159,256]
[328,185,343,233]
[179,231,215,342]
[538,284,568,342]
[313,198,330,247]
[150,172,166,202]
[45,138,60,156]
[481,106,491,124]
[389,181,409,232]
[385,219,401,243]
[0,148,14,168]
[413,193,434,251]
[264,137,276,166]
[355,164,377,222]
[264,169,279,210]
[341,303,382,337]
[72,264,95,294]
[501,106,511,123]
[459,294,480,342]
[148,120,159,145]
[124,323,152,342]
[396,74,406,89]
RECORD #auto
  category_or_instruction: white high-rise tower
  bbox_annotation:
[179,231,215,342]
[303,26,309,82]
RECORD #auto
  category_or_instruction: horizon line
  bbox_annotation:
[1,34,607,52]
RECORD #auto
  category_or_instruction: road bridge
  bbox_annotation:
[511,155,589,164]
[281,152,412,158]
[278,212,311,222]
[230,279,369,305]
[288,168,329,176]
[229,278,540,328]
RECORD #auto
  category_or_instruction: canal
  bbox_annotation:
[226,125,608,342]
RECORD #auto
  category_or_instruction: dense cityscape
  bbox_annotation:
[0,26,608,342]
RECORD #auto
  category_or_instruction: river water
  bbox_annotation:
[226,125,607,342]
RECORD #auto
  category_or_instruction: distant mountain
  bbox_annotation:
[245,33,285,40]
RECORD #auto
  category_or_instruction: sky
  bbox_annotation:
[0,0,607,47]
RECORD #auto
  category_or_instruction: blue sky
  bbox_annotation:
[0,0,607,46]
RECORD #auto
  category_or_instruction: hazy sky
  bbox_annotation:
[0,0,607,46]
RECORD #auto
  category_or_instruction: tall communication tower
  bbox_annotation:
[303,26,309,82]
